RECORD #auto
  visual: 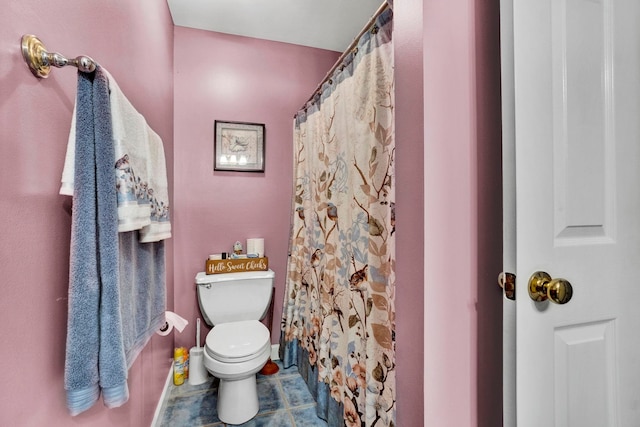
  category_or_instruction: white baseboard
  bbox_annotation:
[271,344,280,361]
[150,362,174,427]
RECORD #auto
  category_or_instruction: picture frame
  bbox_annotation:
[214,120,265,172]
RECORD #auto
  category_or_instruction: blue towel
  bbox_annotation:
[64,68,101,415]
[64,66,125,414]
[118,232,166,368]
[64,67,166,415]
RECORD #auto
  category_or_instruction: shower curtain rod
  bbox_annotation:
[21,34,97,79]
[298,1,391,112]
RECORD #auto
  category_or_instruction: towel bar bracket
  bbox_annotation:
[21,34,96,79]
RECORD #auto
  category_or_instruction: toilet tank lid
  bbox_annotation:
[195,269,274,284]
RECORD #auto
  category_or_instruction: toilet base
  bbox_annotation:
[217,375,259,425]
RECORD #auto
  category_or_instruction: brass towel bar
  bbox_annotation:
[21,34,97,78]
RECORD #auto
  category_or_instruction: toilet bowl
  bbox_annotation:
[195,270,275,425]
[202,319,271,425]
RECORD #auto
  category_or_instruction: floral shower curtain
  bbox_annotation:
[280,7,395,427]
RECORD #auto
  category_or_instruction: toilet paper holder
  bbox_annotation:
[157,311,189,336]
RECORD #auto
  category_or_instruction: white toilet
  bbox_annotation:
[195,269,274,425]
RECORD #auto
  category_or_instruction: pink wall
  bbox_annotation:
[0,2,174,426]
[473,1,504,425]
[0,1,503,426]
[423,0,476,423]
[394,0,426,425]
[421,0,503,426]
[172,27,340,348]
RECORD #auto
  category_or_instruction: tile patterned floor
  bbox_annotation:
[156,360,328,426]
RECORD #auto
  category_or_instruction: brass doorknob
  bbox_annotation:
[528,271,573,304]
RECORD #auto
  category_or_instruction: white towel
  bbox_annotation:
[60,70,171,242]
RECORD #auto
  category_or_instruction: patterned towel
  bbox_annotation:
[59,71,171,242]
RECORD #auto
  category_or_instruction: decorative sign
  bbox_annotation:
[205,257,269,275]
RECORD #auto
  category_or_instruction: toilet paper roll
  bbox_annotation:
[247,238,265,257]
[157,311,189,336]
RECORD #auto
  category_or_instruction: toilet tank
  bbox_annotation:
[195,269,274,326]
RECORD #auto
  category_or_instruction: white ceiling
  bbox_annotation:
[167,0,384,52]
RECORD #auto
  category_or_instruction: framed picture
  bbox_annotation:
[214,120,265,172]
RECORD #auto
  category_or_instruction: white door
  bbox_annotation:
[502,0,640,426]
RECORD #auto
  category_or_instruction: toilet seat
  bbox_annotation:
[205,320,270,363]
